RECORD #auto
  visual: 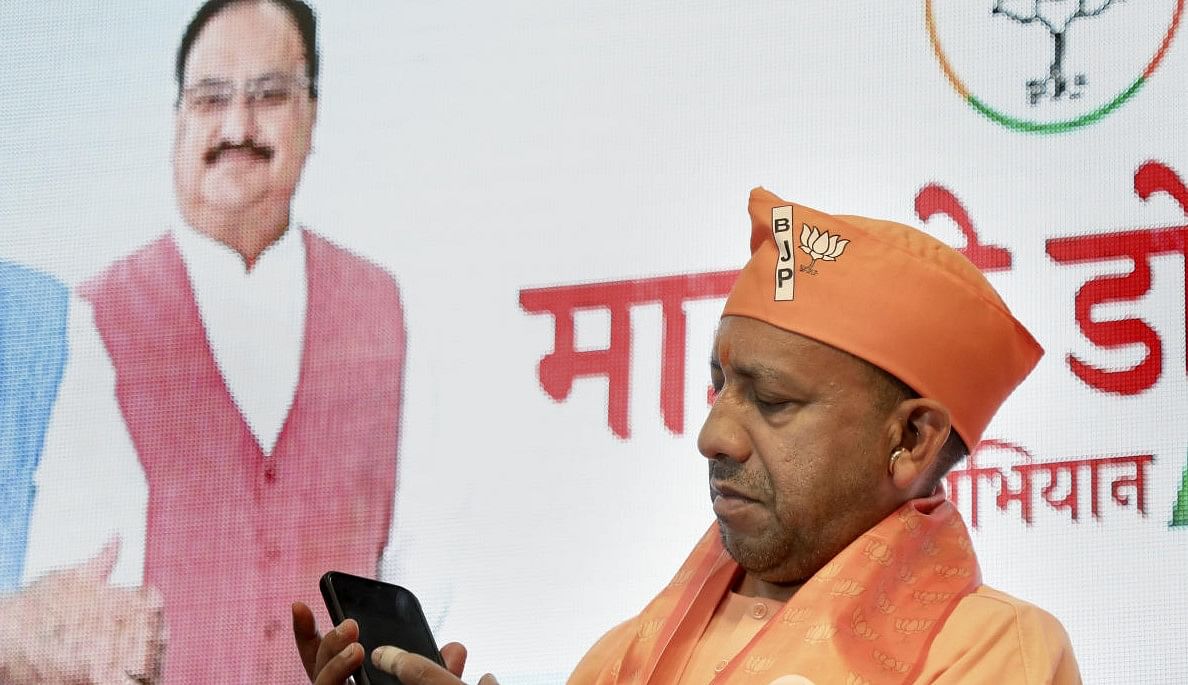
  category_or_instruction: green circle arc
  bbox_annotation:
[966,77,1145,134]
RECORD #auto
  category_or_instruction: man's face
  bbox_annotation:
[173,1,315,223]
[700,316,899,584]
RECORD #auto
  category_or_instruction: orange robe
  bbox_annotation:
[569,494,1080,684]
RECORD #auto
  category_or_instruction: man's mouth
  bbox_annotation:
[710,481,759,503]
[710,481,763,520]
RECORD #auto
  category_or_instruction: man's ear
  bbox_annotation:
[886,398,951,492]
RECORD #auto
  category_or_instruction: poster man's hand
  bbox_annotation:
[0,538,165,683]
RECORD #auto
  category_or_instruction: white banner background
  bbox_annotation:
[1,2,1185,682]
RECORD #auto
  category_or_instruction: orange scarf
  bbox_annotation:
[585,493,980,684]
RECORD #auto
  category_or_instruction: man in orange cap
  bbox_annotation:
[295,188,1081,685]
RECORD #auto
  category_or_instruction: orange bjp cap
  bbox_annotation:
[722,187,1043,447]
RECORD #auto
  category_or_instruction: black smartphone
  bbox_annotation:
[320,571,445,685]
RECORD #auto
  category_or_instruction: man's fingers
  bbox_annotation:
[373,646,465,685]
[440,642,468,677]
[315,619,360,674]
[292,602,322,680]
[477,675,501,685]
[313,643,363,685]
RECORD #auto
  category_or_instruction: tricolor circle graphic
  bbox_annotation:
[926,0,1184,133]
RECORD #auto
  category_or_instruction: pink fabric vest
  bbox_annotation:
[82,230,405,683]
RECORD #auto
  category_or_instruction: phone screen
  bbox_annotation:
[321,572,444,685]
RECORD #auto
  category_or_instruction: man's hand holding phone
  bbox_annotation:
[292,603,367,685]
[292,576,500,685]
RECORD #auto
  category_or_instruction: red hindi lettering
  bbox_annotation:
[519,271,737,438]
[995,465,1035,525]
[1033,460,1082,521]
[1087,454,1154,518]
[1107,454,1153,514]
[950,439,1031,528]
[993,459,1090,524]
[1046,162,1188,395]
[946,464,1002,529]
[1135,161,1188,392]
[951,440,1152,526]
[915,184,1013,272]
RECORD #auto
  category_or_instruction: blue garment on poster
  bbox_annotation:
[0,261,68,591]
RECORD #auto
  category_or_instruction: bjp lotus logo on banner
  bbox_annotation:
[925,0,1183,133]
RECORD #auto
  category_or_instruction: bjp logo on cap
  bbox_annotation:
[798,223,849,275]
[771,205,850,302]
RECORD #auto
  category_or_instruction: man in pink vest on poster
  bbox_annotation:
[11,1,412,682]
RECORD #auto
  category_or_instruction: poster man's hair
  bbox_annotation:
[175,0,319,104]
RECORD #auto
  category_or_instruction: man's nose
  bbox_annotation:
[697,393,751,464]
[219,95,258,143]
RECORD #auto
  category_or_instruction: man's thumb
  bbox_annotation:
[79,537,121,582]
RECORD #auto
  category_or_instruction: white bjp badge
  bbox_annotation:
[771,205,796,300]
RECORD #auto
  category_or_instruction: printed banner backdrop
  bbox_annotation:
[1,1,1186,683]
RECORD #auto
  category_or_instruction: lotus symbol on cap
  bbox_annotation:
[799,223,848,275]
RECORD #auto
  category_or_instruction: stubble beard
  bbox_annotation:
[718,515,819,583]
[712,452,883,584]
[710,457,819,581]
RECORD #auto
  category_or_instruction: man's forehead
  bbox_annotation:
[712,316,873,381]
[184,2,305,80]
[715,317,826,365]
